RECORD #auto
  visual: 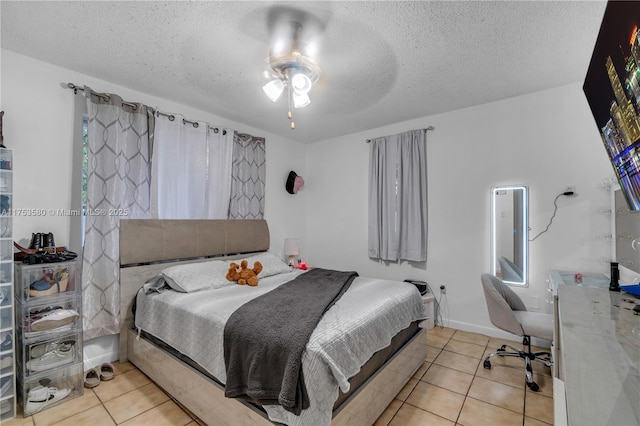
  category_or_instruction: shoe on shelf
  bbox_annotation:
[0,355,13,370]
[30,309,79,332]
[0,334,11,352]
[0,376,12,395]
[29,280,54,297]
[0,398,12,416]
[28,232,43,251]
[30,339,75,359]
[27,347,73,372]
[25,386,70,415]
[43,232,55,248]
[0,286,11,305]
[25,324,74,339]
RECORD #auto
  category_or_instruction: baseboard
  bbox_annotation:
[440,319,551,349]
[83,334,119,370]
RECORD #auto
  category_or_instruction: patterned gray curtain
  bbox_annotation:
[228,132,266,219]
[82,87,153,340]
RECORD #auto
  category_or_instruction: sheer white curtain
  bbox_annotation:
[151,113,233,219]
[368,129,428,262]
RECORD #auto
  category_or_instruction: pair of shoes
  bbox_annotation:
[25,385,70,415]
[84,363,115,388]
[27,340,75,372]
[28,232,55,250]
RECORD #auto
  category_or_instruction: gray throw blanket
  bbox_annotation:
[223,268,358,415]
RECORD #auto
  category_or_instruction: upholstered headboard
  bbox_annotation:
[119,219,270,265]
[118,219,270,361]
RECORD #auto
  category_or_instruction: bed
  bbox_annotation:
[118,219,428,425]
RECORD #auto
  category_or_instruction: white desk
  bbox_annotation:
[549,270,640,426]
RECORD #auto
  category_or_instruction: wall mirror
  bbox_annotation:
[491,185,528,286]
[613,188,640,276]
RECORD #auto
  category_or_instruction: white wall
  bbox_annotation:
[305,82,614,338]
[1,49,308,366]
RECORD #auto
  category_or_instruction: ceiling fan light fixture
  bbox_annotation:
[291,72,312,95]
[262,20,323,128]
[263,79,285,102]
[293,92,310,108]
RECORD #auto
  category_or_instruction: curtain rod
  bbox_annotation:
[66,82,227,133]
[67,82,141,110]
[366,126,434,143]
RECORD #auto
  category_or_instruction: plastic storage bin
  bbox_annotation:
[0,331,12,353]
[0,397,15,419]
[0,217,11,239]
[16,296,82,343]
[17,332,82,377]
[0,284,10,308]
[0,306,10,330]
[14,261,79,303]
[19,361,83,416]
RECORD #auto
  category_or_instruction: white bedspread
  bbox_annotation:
[135,271,427,425]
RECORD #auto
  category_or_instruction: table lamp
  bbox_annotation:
[284,238,300,268]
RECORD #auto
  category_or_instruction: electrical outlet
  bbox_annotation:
[565,185,576,194]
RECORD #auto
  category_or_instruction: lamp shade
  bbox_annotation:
[291,73,312,95]
[293,93,310,108]
[263,79,285,102]
[284,238,300,256]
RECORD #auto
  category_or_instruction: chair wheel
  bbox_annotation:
[499,345,506,351]
[483,360,491,369]
[527,382,539,392]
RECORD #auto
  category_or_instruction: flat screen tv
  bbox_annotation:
[583,1,640,210]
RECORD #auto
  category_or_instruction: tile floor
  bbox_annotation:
[3,326,553,426]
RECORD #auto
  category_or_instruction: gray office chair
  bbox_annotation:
[480,273,553,391]
[498,256,523,282]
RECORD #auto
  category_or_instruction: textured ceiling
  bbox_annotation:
[1,1,607,143]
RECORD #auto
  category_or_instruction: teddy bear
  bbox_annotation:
[226,260,263,286]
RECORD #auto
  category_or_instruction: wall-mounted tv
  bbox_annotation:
[583,1,640,210]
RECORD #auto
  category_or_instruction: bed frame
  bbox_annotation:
[118,219,426,425]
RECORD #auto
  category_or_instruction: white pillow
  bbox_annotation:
[233,252,292,278]
[161,260,230,293]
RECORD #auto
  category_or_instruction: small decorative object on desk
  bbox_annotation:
[609,261,620,292]
[574,273,582,284]
[299,261,308,270]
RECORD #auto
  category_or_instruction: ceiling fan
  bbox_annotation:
[261,6,327,129]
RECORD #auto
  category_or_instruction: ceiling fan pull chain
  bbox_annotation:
[288,85,295,129]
